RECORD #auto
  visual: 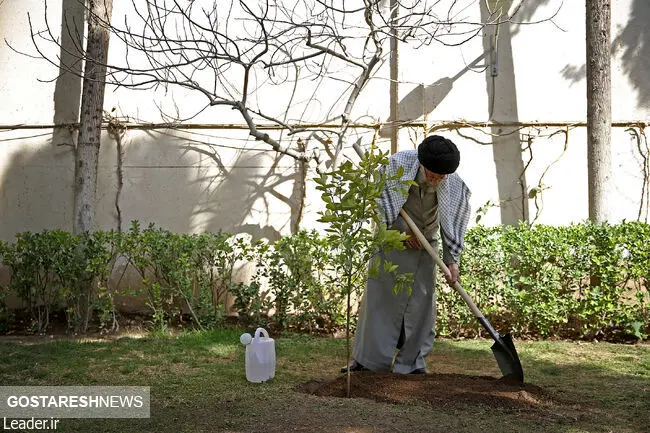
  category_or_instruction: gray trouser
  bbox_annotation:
[353,246,437,374]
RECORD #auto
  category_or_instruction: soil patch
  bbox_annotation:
[300,372,557,411]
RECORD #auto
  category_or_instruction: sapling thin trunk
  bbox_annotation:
[346,267,352,398]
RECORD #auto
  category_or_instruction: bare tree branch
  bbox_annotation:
[18,0,560,163]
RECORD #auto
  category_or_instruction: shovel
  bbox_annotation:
[399,210,524,383]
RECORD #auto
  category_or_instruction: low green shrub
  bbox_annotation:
[266,230,344,332]
[50,230,119,333]
[119,222,248,332]
[0,223,249,333]
[230,231,346,333]
[229,239,270,327]
[0,220,647,340]
[0,240,11,333]
[0,230,121,333]
[437,221,650,340]
[2,231,63,332]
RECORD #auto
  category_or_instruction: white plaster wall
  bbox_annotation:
[0,0,59,124]
[0,0,649,243]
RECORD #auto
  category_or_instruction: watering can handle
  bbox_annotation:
[253,328,269,342]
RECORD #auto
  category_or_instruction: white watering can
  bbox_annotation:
[240,328,276,383]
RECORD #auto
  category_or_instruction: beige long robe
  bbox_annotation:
[353,168,441,373]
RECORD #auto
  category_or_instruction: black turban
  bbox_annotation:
[417,135,460,174]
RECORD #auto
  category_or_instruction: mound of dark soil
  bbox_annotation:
[300,372,554,410]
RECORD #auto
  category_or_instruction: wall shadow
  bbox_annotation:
[560,64,586,86]
[52,0,83,128]
[178,133,305,242]
[612,0,650,109]
[0,134,76,239]
[0,131,208,239]
[182,143,279,241]
[0,133,302,241]
[0,129,305,312]
[547,0,650,110]
[95,129,302,241]
[379,53,488,138]
[481,1,529,224]
[509,0,553,36]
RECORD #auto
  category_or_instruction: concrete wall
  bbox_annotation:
[0,0,648,243]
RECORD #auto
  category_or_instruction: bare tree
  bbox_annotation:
[74,0,114,234]
[27,0,539,167]
[586,0,612,222]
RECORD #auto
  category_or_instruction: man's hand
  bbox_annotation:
[404,233,423,249]
[444,263,459,285]
[403,233,459,285]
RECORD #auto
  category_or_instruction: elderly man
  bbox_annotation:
[343,135,471,374]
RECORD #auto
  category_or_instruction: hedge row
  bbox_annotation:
[0,222,346,334]
[0,221,648,340]
[438,221,650,340]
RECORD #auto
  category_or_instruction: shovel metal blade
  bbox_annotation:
[490,333,524,383]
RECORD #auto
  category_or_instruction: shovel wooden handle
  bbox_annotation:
[398,211,483,318]
[400,210,504,343]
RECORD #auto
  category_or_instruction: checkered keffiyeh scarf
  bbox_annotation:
[378,150,471,263]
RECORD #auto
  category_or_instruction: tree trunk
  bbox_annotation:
[73,0,113,332]
[586,0,612,222]
[74,0,113,234]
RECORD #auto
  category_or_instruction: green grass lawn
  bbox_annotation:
[1,329,648,432]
